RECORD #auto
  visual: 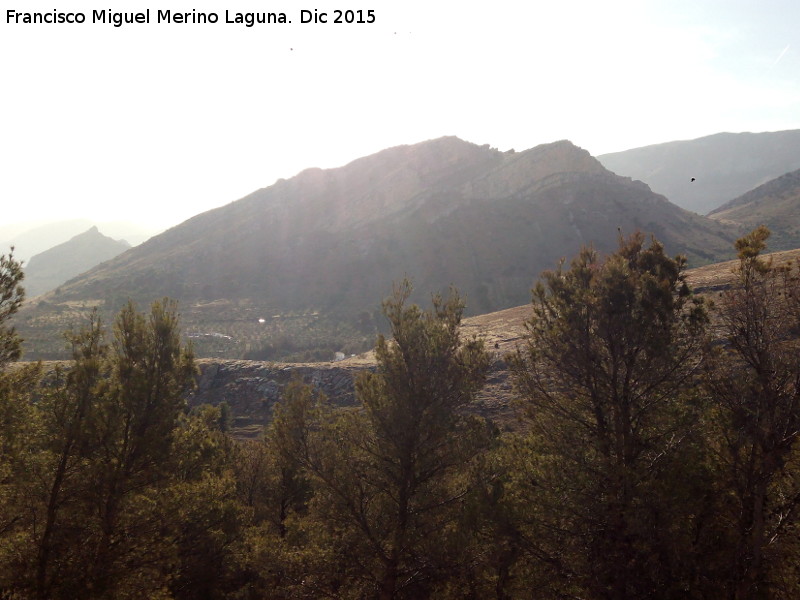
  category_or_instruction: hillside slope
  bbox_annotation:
[28,247,800,437]
[17,136,738,359]
[707,169,800,250]
[187,246,800,436]
[598,130,800,215]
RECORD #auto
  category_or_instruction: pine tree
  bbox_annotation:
[31,315,106,600]
[0,249,25,366]
[0,249,42,591]
[84,299,196,597]
[281,281,491,598]
[705,226,800,599]
[509,233,710,599]
[164,404,246,600]
[233,376,320,597]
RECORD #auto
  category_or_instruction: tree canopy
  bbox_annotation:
[1,231,800,599]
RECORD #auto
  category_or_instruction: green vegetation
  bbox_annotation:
[20,299,375,362]
[1,229,800,599]
[506,232,710,597]
[705,226,800,598]
[281,282,491,597]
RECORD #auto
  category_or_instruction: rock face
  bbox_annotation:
[189,359,371,437]
[598,130,800,215]
[17,136,738,360]
[187,355,516,438]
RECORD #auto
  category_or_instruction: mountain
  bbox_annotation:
[706,169,800,250]
[597,130,800,215]
[16,136,739,360]
[23,226,131,297]
[2,220,160,263]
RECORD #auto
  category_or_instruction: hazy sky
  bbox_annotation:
[2,0,798,230]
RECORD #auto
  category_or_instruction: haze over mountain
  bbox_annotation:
[1,219,160,263]
[597,130,800,215]
[708,169,800,251]
[17,136,739,360]
[23,226,131,298]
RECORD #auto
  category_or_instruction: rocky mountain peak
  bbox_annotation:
[16,136,738,359]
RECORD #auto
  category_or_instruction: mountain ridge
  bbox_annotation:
[597,130,800,215]
[2,220,158,262]
[707,168,800,250]
[17,136,739,359]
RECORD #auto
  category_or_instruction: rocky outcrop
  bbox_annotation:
[188,359,374,437]
[187,354,518,438]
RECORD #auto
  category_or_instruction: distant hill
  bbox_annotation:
[707,169,800,250]
[2,220,159,263]
[23,226,131,297]
[597,130,800,215]
[16,136,739,360]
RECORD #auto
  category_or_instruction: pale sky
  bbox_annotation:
[2,0,799,230]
